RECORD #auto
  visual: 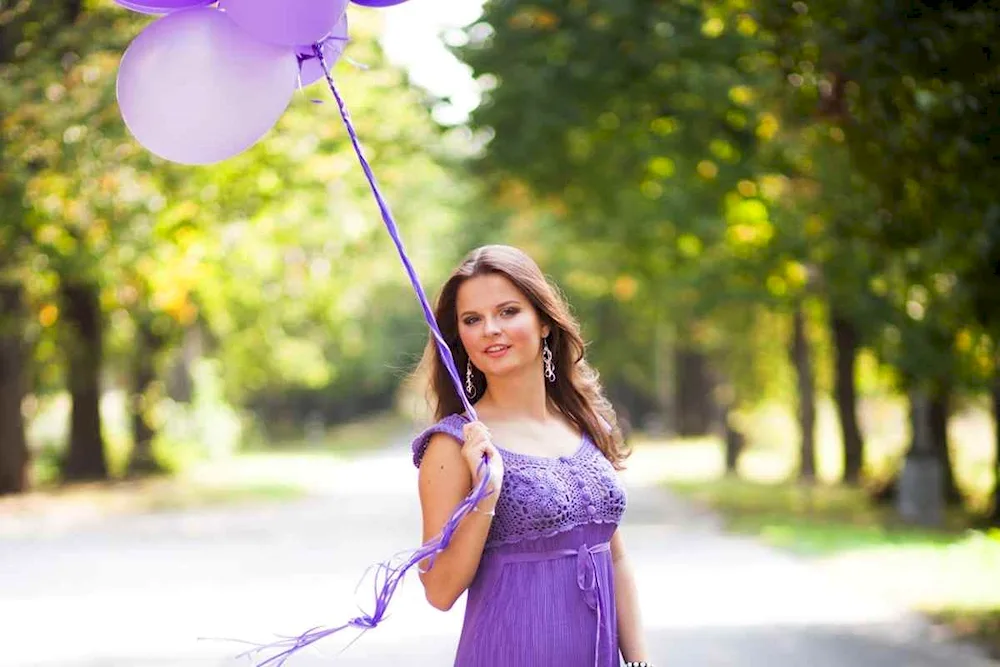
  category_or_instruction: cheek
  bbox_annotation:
[458,326,476,354]
[507,316,541,347]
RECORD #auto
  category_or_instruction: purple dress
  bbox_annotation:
[411,414,628,667]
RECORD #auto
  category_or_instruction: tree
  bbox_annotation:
[0,285,29,493]
[459,0,1000,509]
[0,0,93,488]
[2,4,471,489]
[457,0,775,430]
[756,0,999,517]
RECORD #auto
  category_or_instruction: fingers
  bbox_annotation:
[482,442,499,461]
[461,422,499,473]
[462,421,491,446]
[470,440,502,490]
[471,442,498,467]
[465,440,492,464]
[462,423,492,459]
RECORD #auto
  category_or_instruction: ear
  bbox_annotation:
[541,323,551,339]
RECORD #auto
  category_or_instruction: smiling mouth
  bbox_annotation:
[484,344,510,354]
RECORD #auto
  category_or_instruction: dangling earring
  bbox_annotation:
[543,338,556,383]
[466,359,477,398]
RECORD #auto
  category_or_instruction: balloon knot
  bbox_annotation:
[349,615,378,630]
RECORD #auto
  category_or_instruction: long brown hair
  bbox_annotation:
[417,245,629,468]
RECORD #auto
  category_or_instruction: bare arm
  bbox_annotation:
[417,430,500,611]
[611,529,651,662]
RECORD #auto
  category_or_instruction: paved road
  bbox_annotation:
[1,445,995,667]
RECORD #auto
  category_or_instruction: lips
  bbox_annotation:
[483,344,510,356]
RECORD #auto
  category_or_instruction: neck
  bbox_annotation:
[478,366,550,422]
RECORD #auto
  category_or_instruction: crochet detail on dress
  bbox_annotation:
[410,414,627,547]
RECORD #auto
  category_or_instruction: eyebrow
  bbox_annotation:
[459,300,521,318]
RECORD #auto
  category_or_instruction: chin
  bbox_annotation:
[480,357,528,379]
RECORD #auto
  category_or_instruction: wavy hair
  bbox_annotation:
[417,245,628,468]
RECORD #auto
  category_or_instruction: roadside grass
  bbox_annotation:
[2,410,413,519]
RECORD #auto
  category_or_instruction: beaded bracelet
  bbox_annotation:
[624,662,652,667]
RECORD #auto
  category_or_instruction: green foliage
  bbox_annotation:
[455,0,810,408]
[756,0,1000,383]
[0,1,476,488]
[4,0,998,488]
[2,3,469,431]
[456,0,1000,420]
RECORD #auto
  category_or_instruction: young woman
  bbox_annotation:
[411,245,652,667]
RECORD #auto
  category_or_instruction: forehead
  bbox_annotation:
[456,273,527,311]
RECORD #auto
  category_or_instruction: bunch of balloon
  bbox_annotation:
[114,0,408,165]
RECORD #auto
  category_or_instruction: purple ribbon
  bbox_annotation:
[316,47,474,421]
[576,544,606,667]
[234,44,492,667]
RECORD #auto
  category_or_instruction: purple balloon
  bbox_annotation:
[295,15,348,86]
[220,0,349,47]
[114,0,213,14]
[351,0,410,6]
[117,7,298,165]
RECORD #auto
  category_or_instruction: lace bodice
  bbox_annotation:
[411,414,627,548]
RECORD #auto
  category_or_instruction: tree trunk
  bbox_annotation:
[0,283,29,495]
[722,407,745,476]
[792,304,817,482]
[897,389,945,526]
[831,313,865,484]
[871,385,962,509]
[675,346,715,436]
[166,323,203,403]
[127,318,165,477]
[990,375,1000,526]
[928,385,962,505]
[60,281,108,482]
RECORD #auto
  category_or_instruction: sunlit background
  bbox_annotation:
[1,0,998,665]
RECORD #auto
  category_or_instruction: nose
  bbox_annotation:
[483,316,501,336]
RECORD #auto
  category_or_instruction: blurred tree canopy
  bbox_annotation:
[0,0,472,489]
[456,0,999,516]
[0,0,997,526]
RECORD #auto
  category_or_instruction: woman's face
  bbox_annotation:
[456,273,550,381]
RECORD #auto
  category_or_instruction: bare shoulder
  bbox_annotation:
[418,432,468,481]
[418,432,473,528]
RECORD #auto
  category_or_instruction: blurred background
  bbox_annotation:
[0,0,998,665]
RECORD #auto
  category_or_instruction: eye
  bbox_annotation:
[501,306,520,317]
[462,315,480,326]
